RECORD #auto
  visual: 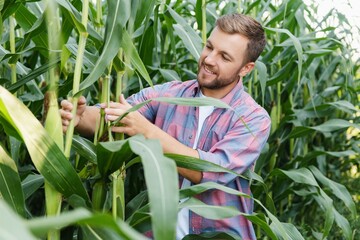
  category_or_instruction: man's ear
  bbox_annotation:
[239,62,255,77]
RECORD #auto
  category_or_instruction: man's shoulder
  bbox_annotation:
[232,92,270,120]
[159,79,197,88]
[156,79,198,96]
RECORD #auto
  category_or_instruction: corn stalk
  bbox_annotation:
[64,0,89,158]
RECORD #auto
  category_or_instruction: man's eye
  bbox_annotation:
[222,55,230,61]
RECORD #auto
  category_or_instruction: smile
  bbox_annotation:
[204,65,216,75]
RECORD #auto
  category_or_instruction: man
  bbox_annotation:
[61,13,270,239]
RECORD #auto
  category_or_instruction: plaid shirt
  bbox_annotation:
[127,80,271,239]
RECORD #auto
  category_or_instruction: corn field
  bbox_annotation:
[0,0,359,239]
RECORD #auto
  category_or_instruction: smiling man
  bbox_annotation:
[61,13,270,239]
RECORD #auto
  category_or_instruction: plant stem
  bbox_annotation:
[201,0,207,45]
[248,70,254,97]
[64,0,89,158]
[9,15,17,93]
[237,0,242,13]
[43,1,63,239]
[102,60,113,141]
[96,0,102,31]
[115,49,125,141]
[111,50,126,220]
[276,81,281,126]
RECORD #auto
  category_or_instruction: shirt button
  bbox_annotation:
[189,135,193,139]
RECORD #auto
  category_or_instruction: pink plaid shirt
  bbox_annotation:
[127,79,271,239]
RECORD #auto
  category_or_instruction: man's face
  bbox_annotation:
[197,27,251,98]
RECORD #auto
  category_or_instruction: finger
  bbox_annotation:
[111,126,128,134]
[120,94,132,107]
[60,110,73,120]
[100,101,121,109]
[62,119,70,126]
[104,107,126,116]
[105,114,122,121]
[119,94,126,104]
[60,99,73,111]
[78,96,87,105]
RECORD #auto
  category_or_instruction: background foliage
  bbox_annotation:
[0,0,359,239]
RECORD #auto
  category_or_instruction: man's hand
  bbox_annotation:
[103,94,154,138]
[104,95,202,183]
[60,96,87,133]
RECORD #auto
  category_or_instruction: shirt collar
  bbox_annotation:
[192,80,244,107]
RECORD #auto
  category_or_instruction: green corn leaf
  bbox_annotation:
[309,166,357,218]
[128,135,178,240]
[7,58,60,93]
[1,1,21,20]
[183,198,277,239]
[110,96,231,127]
[26,207,148,240]
[0,45,30,75]
[265,27,303,94]
[55,0,86,33]
[333,207,352,240]
[270,222,305,240]
[183,231,241,240]
[15,4,48,53]
[289,119,360,138]
[168,6,203,59]
[121,30,152,87]
[327,100,359,114]
[255,60,268,106]
[159,68,181,82]
[76,0,124,96]
[165,153,247,180]
[0,86,90,205]
[310,119,360,132]
[0,201,36,240]
[96,140,136,177]
[181,197,241,219]
[273,168,318,186]
[173,24,201,60]
[125,190,148,220]
[0,145,26,217]
[72,135,97,164]
[179,181,251,200]
[179,182,278,239]
[153,96,231,108]
[65,43,97,69]
[131,0,156,32]
[118,0,131,28]
[22,174,44,200]
[312,187,335,238]
[55,0,102,43]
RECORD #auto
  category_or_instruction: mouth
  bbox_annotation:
[203,64,216,75]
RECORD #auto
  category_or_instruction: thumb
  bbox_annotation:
[119,94,129,106]
[78,96,87,105]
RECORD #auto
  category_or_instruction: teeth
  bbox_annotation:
[204,66,215,74]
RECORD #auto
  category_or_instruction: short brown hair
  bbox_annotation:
[216,13,266,63]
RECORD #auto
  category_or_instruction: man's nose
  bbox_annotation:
[204,51,216,65]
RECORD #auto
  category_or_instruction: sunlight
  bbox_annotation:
[304,0,360,60]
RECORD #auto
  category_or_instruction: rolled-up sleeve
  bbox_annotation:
[126,81,182,121]
[198,112,271,185]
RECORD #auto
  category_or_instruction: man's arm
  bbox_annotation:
[60,96,100,137]
[104,95,203,184]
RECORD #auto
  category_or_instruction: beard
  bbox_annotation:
[197,63,241,90]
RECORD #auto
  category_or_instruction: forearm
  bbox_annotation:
[75,106,100,137]
[104,98,203,184]
[146,125,202,184]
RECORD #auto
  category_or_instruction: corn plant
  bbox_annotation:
[0,0,359,239]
